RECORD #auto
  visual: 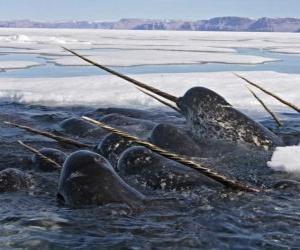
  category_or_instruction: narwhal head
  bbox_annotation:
[176,87,233,142]
[177,87,230,116]
[57,150,145,207]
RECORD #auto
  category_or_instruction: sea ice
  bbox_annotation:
[0,28,298,117]
[0,71,298,117]
[267,145,300,173]
[51,50,278,67]
[0,61,42,70]
[269,48,300,55]
[0,28,300,58]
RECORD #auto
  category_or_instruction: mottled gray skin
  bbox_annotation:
[0,168,32,192]
[95,133,135,169]
[57,150,145,208]
[177,87,283,150]
[118,146,222,191]
[32,148,67,172]
[149,123,202,157]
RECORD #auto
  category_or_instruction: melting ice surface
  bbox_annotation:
[0,29,299,249]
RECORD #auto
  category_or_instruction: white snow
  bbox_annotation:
[0,71,298,115]
[267,145,300,173]
[0,61,41,70]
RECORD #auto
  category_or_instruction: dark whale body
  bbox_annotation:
[118,146,222,191]
[57,150,145,207]
[58,117,105,138]
[149,123,202,157]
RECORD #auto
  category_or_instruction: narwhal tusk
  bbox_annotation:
[234,73,300,113]
[82,116,262,193]
[246,85,282,127]
[62,47,178,103]
[4,121,91,148]
[18,140,62,169]
[136,87,181,113]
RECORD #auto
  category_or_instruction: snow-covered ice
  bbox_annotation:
[267,145,300,173]
[0,71,298,116]
[269,48,300,55]
[0,33,84,45]
[0,28,298,115]
[0,61,42,70]
[51,50,278,67]
[1,28,300,66]
[0,29,300,54]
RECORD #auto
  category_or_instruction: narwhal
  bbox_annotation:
[63,48,284,150]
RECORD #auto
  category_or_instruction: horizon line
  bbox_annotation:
[1,16,300,23]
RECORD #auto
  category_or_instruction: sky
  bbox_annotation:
[0,0,300,21]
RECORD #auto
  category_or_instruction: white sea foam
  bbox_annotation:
[267,145,300,173]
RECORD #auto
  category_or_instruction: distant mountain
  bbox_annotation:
[0,20,115,29]
[1,17,300,32]
[199,17,255,31]
[248,17,300,32]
